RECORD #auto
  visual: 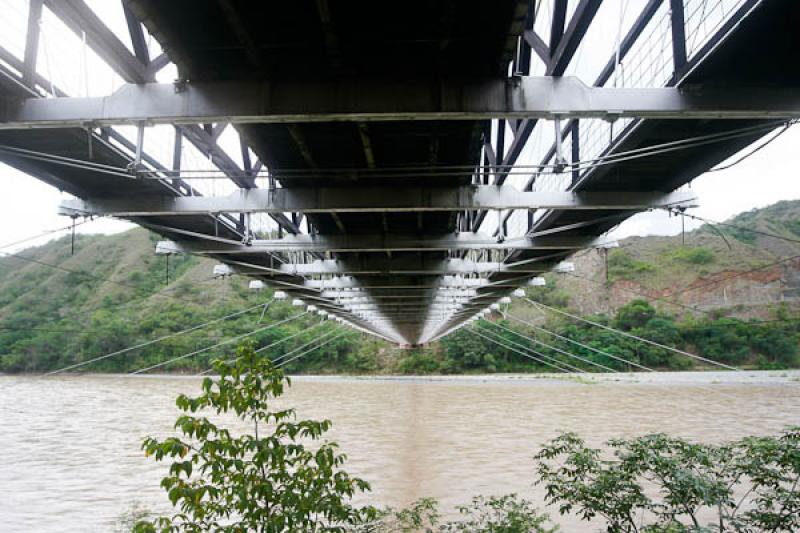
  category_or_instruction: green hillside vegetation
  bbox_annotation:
[0,230,380,374]
[1,200,800,374]
[604,200,800,289]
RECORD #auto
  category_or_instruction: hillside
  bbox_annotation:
[0,230,389,374]
[547,200,800,319]
[1,201,799,374]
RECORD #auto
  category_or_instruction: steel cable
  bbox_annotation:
[524,298,740,371]
[129,311,308,374]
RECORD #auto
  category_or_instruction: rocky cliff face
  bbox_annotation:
[544,202,800,319]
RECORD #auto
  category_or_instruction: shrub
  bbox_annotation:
[535,429,800,532]
[607,250,654,279]
[365,494,556,533]
[134,342,376,532]
[614,299,656,331]
[669,246,716,265]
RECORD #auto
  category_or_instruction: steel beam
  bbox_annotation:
[241,258,548,276]
[44,0,152,83]
[669,0,687,75]
[3,77,800,129]
[320,290,480,298]
[59,187,697,216]
[492,0,676,236]
[123,2,149,63]
[516,0,537,74]
[548,0,568,54]
[304,277,490,290]
[156,233,615,253]
[177,124,299,235]
[23,0,43,86]
[147,53,171,77]
[595,0,663,86]
[216,0,262,70]
[471,0,604,231]
[523,30,550,65]
[546,0,603,76]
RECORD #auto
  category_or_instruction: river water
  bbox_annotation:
[1,371,799,532]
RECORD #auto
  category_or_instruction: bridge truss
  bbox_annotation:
[0,0,796,344]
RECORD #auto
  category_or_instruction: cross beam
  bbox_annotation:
[59,187,697,216]
[236,258,548,276]
[304,277,491,289]
[155,233,615,254]
[2,77,799,128]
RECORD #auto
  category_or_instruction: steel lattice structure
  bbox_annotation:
[0,0,796,344]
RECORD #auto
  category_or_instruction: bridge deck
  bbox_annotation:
[449,0,800,334]
[125,0,527,343]
[0,0,795,343]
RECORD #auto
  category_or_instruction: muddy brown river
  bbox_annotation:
[1,371,798,531]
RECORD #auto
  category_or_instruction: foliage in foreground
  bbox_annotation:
[130,341,800,532]
[134,342,377,532]
[361,494,556,532]
[536,429,800,532]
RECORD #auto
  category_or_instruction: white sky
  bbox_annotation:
[0,0,795,251]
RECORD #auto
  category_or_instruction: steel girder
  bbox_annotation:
[155,233,615,253]
[59,187,697,216]
[228,258,548,276]
[3,77,800,129]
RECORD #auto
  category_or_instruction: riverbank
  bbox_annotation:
[24,368,800,385]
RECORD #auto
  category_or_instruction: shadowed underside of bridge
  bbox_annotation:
[0,0,797,344]
[125,0,525,344]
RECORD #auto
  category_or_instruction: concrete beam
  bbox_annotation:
[3,77,799,128]
[59,186,697,216]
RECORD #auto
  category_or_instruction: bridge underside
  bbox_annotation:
[130,0,527,344]
[0,0,797,344]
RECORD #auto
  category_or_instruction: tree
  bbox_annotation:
[135,341,377,532]
[535,429,800,532]
[614,299,656,331]
[751,327,799,368]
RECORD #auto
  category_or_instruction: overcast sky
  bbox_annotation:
[0,0,796,252]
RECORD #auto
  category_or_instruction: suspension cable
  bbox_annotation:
[563,270,741,320]
[275,328,349,369]
[198,320,329,375]
[0,247,223,309]
[524,298,740,371]
[264,325,335,361]
[566,254,800,328]
[668,208,800,245]
[706,122,794,172]
[45,300,272,376]
[480,318,740,402]
[473,324,586,372]
[272,326,343,364]
[1,121,789,183]
[0,218,250,340]
[477,320,616,373]
[664,254,800,301]
[129,311,309,374]
[0,218,96,252]
[466,327,578,374]
[504,314,653,372]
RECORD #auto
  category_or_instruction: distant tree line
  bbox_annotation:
[0,232,798,374]
[1,291,798,374]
